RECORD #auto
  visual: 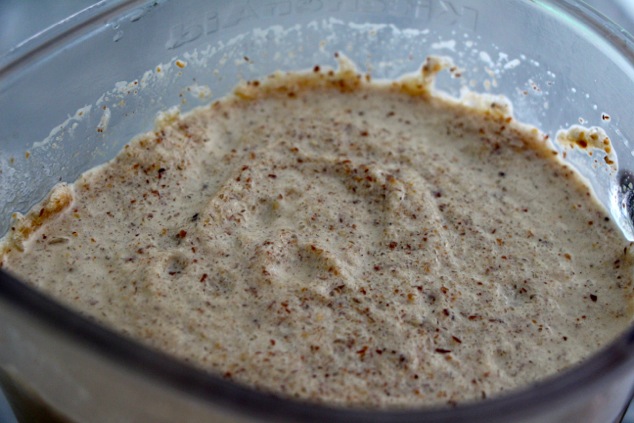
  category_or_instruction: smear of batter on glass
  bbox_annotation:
[2,57,633,408]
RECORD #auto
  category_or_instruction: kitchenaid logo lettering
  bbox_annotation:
[166,0,478,50]
[166,12,220,49]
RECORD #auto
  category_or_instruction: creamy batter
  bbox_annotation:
[1,58,633,408]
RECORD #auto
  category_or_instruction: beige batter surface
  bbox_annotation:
[2,58,634,408]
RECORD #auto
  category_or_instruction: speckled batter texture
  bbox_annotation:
[2,60,634,408]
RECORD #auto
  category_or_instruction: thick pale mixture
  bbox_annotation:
[2,59,633,408]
